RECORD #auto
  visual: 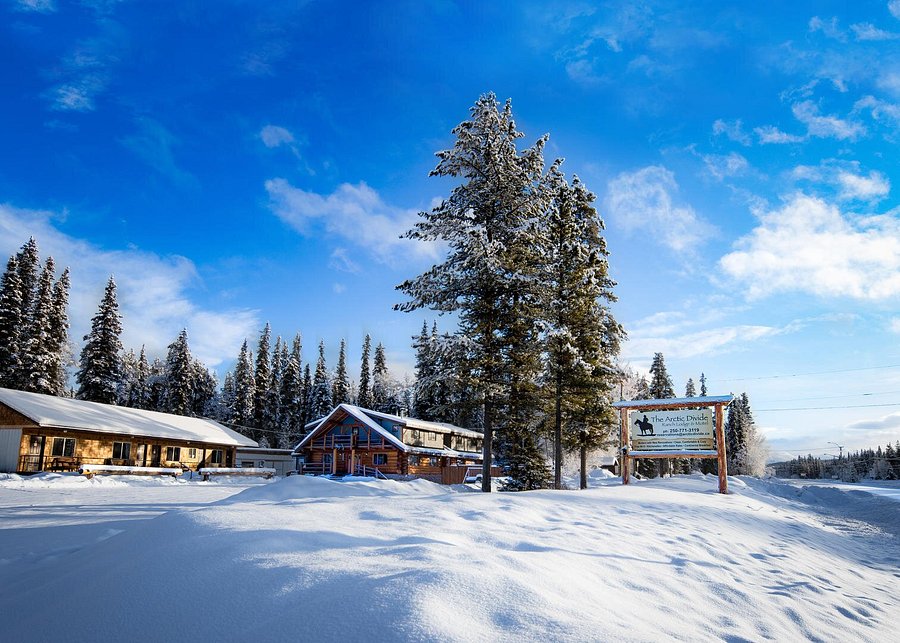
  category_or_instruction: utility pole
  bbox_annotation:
[828,441,844,460]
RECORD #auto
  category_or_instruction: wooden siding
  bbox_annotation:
[14,427,237,473]
[0,402,38,427]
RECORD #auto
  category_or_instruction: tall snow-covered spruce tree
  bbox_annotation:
[76,276,124,404]
[396,93,547,492]
[539,163,623,490]
[0,255,25,388]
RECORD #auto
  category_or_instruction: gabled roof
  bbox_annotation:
[294,404,406,452]
[292,404,483,453]
[0,387,258,448]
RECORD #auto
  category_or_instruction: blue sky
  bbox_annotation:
[3,0,900,461]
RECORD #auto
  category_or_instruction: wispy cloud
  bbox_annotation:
[754,125,805,144]
[712,119,751,146]
[0,204,257,368]
[328,247,360,273]
[791,161,890,202]
[702,152,749,181]
[720,193,900,300]
[853,95,900,129]
[14,0,55,13]
[808,16,846,42]
[120,118,196,187]
[792,101,866,140]
[264,179,443,266]
[851,22,900,41]
[604,165,714,253]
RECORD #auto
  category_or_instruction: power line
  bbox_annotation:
[756,402,900,412]
[719,363,900,382]
[764,390,900,403]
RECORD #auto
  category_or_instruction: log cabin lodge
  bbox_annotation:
[0,387,258,474]
[293,403,490,484]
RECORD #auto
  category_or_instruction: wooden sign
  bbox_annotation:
[628,409,714,451]
[612,395,733,494]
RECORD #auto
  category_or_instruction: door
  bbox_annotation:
[150,445,161,467]
[25,435,45,472]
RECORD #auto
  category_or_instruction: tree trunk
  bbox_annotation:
[481,395,493,493]
[554,371,562,489]
[580,441,587,490]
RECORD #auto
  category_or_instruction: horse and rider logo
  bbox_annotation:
[634,415,654,436]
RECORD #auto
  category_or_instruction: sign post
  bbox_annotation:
[612,395,734,494]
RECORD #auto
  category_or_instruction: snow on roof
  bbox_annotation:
[293,404,483,453]
[611,395,734,408]
[294,404,408,453]
[355,408,483,439]
[0,387,258,447]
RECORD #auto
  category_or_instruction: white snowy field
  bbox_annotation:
[0,473,897,643]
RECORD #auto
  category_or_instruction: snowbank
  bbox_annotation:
[0,474,896,642]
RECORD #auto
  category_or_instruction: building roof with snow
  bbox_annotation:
[0,387,257,447]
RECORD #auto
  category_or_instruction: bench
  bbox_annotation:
[78,464,182,479]
[49,456,81,472]
[198,467,275,481]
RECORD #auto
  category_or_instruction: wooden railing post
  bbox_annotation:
[715,402,728,494]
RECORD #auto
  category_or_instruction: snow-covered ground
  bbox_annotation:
[0,472,897,642]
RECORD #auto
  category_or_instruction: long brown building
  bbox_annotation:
[0,387,258,474]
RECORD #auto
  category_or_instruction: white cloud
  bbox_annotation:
[712,119,751,146]
[703,152,749,181]
[850,23,900,40]
[791,161,890,202]
[120,118,195,187]
[837,170,890,201]
[328,247,360,274]
[877,70,900,97]
[626,325,785,359]
[853,95,900,127]
[604,166,713,253]
[719,193,900,300]
[754,125,804,144]
[808,16,846,41]
[264,179,443,266]
[0,204,258,369]
[792,101,866,140]
[890,1,900,20]
[260,125,295,148]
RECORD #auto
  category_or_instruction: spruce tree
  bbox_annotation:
[310,340,332,419]
[118,348,138,406]
[253,323,272,439]
[48,267,71,395]
[413,321,438,420]
[371,342,391,412]
[396,93,548,492]
[685,378,696,397]
[21,257,58,394]
[76,276,124,403]
[133,346,150,409]
[266,336,285,447]
[357,334,372,408]
[279,334,303,446]
[164,329,193,416]
[16,238,39,331]
[699,372,708,397]
[232,340,255,431]
[538,163,622,489]
[221,373,236,422]
[332,338,350,407]
[648,353,675,399]
[301,362,312,427]
[146,357,167,411]
[190,358,217,418]
[0,255,24,388]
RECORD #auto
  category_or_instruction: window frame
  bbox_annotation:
[112,441,132,460]
[51,437,76,458]
[165,446,181,462]
[373,453,387,466]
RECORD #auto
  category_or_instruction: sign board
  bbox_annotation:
[628,409,714,452]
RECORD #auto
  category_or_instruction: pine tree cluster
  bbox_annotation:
[0,239,71,395]
[397,94,623,491]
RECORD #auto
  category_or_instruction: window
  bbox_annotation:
[408,455,420,466]
[165,446,181,461]
[188,448,197,459]
[112,441,131,460]
[51,437,75,457]
[373,453,387,466]
[210,449,223,464]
